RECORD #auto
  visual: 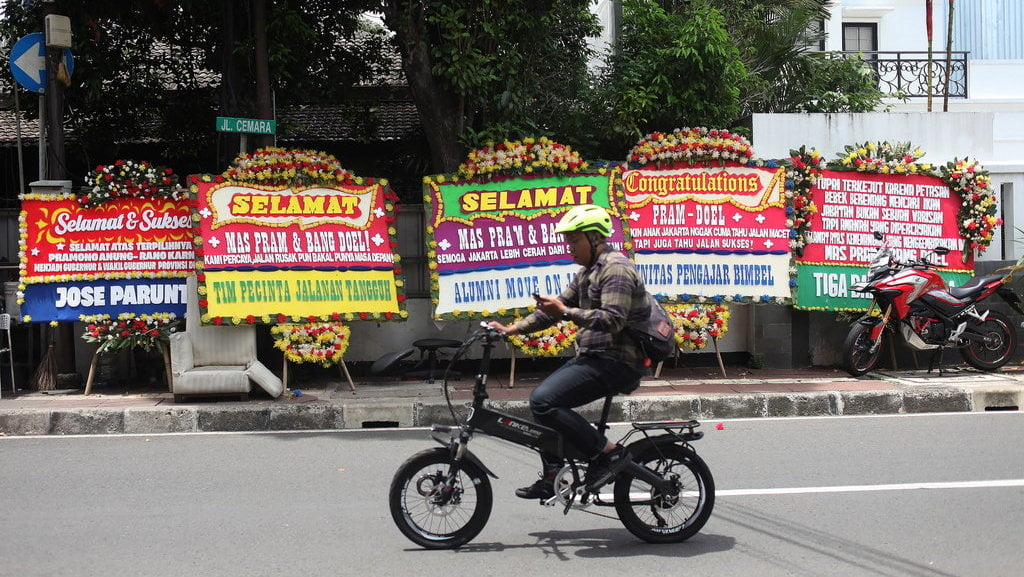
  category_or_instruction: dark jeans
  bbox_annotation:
[529,355,641,474]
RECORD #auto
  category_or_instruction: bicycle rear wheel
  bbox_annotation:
[389,448,492,549]
[613,443,714,543]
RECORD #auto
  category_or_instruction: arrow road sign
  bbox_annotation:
[9,33,74,93]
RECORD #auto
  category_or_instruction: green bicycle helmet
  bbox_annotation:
[554,205,613,237]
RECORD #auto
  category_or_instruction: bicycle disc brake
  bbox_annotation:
[416,472,461,515]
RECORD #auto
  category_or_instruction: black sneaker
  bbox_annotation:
[585,446,631,492]
[515,477,555,500]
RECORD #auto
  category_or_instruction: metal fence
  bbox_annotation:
[846,51,969,99]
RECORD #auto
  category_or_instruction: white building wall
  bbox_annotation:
[824,0,950,53]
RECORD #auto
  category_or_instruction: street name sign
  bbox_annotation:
[216,116,276,135]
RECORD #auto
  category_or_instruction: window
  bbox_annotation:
[843,22,878,75]
[808,18,826,52]
[842,22,877,53]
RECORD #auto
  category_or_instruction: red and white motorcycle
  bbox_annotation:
[843,232,1024,376]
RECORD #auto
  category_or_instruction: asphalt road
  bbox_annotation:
[1,412,1022,577]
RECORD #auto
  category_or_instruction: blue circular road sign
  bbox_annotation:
[9,33,74,93]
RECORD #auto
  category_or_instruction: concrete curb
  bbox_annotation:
[1,383,1018,436]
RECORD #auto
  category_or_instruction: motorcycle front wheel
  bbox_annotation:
[961,310,1017,371]
[614,443,715,543]
[842,320,884,376]
[389,448,493,549]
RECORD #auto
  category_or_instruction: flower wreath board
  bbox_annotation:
[16,161,192,393]
[622,128,793,305]
[189,148,407,326]
[424,138,628,320]
[793,142,988,311]
[17,164,193,323]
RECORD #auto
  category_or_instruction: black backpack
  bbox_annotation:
[627,293,676,364]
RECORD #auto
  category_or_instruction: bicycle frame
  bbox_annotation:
[431,325,702,504]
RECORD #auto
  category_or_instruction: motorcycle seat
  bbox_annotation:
[947,274,1002,299]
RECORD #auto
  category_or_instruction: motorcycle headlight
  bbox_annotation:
[865,250,892,280]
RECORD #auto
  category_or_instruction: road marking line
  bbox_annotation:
[717,479,1024,497]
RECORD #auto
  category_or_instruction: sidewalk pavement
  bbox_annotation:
[1,364,1022,436]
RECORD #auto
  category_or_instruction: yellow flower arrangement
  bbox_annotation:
[832,141,930,174]
[664,304,730,351]
[271,322,351,367]
[223,147,356,187]
[507,319,578,357]
[628,127,754,168]
[456,137,588,180]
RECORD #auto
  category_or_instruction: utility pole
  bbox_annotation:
[43,1,74,375]
[43,0,66,179]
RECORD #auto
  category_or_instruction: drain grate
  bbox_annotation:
[362,420,400,428]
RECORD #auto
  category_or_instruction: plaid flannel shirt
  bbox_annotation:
[513,249,649,371]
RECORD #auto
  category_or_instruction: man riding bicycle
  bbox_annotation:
[488,204,651,500]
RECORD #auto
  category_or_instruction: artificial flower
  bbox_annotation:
[457,137,588,180]
[785,146,824,256]
[223,147,355,187]
[939,158,1002,254]
[271,322,351,367]
[79,313,180,353]
[664,304,731,351]
[80,160,184,208]
[628,127,754,168]
[830,141,927,175]
[506,319,578,357]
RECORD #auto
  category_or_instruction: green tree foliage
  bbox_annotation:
[721,0,885,119]
[0,0,886,184]
[0,1,389,176]
[591,0,746,153]
[381,0,599,172]
[587,0,885,153]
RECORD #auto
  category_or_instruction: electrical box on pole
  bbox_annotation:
[44,15,72,48]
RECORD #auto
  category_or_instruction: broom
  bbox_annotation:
[30,343,58,391]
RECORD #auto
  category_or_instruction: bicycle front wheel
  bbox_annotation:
[614,443,714,543]
[389,448,492,549]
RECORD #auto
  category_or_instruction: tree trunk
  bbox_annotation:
[253,0,274,149]
[220,0,245,164]
[382,1,465,174]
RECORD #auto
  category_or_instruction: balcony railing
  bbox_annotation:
[844,51,969,99]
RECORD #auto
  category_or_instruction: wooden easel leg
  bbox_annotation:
[338,360,356,393]
[161,341,173,392]
[713,337,727,378]
[84,351,99,395]
[509,349,516,389]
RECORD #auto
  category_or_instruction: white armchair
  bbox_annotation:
[169,276,282,402]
